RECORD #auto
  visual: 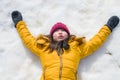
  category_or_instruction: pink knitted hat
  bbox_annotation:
[50,22,70,36]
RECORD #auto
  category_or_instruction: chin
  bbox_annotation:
[57,39,64,42]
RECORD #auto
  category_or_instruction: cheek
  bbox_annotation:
[52,33,58,39]
[63,32,68,37]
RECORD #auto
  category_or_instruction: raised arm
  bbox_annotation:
[11,11,41,57]
[80,16,119,59]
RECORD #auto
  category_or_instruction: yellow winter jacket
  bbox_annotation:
[16,21,111,80]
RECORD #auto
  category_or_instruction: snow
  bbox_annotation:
[0,0,120,80]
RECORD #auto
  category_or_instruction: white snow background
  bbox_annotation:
[0,0,120,80]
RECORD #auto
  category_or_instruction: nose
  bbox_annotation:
[58,30,63,34]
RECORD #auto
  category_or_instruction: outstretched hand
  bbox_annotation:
[106,16,119,31]
[11,10,23,27]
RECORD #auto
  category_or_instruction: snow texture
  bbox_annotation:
[0,0,120,80]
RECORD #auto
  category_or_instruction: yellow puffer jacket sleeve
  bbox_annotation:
[16,21,41,57]
[80,25,111,59]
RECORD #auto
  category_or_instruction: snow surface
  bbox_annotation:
[0,0,120,80]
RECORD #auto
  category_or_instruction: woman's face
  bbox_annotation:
[52,29,68,42]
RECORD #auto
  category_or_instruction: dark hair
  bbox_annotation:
[46,35,70,56]
[37,35,85,56]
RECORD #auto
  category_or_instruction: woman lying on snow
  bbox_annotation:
[11,11,119,80]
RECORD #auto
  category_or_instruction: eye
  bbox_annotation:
[55,29,65,32]
[61,29,65,31]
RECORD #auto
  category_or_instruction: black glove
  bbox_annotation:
[106,16,119,31]
[11,10,23,27]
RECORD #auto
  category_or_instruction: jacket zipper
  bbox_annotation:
[43,55,63,80]
[43,68,46,80]
[59,54,63,80]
